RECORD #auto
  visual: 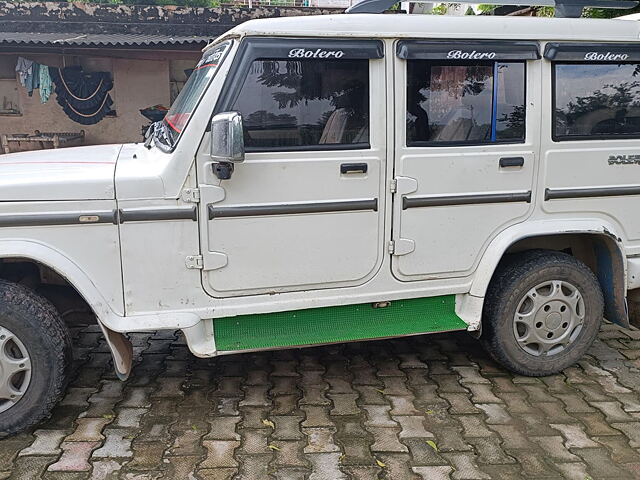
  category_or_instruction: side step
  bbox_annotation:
[214,295,467,352]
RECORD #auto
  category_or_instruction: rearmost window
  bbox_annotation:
[554,63,640,140]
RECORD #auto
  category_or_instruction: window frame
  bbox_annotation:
[551,61,640,142]
[405,59,528,148]
[0,54,21,116]
[214,37,384,153]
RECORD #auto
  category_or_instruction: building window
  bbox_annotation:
[554,63,640,140]
[406,61,525,146]
[0,55,20,115]
[230,59,370,151]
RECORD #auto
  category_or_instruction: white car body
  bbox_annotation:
[2,13,640,377]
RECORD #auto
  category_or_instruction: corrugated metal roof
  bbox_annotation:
[0,32,212,47]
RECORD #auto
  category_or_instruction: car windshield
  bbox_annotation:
[156,40,231,149]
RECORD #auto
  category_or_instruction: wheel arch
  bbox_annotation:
[0,240,133,379]
[471,220,628,328]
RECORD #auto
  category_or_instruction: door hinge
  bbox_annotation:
[185,255,204,269]
[390,179,397,193]
[388,238,416,256]
[181,188,200,203]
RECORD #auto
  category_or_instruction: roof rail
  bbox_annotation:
[345,0,638,18]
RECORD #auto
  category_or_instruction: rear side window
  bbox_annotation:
[554,63,640,140]
[406,61,525,146]
[230,59,369,150]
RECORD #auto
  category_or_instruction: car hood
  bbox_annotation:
[0,144,121,201]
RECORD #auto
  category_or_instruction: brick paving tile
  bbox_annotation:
[91,459,123,480]
[554,462,593,480]
[412,465,454,480]
[195,467,236,480]
[125,442,166,471]
[302,427,340,453]
[4,325,640,478]
[306,453,346,480]
[549,423,599,448]
[9,455,57,479]
[64,418,111,443]
[92,429,133,458]
[571,447,633,479]
[18,430,66,457]
[47,441,99,472]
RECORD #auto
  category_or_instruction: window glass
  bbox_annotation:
[406,61,525,145]
[231,59,369,150]
[162,41,231,148]
[554,63,640,139]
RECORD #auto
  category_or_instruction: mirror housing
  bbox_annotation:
[210,111,245,163]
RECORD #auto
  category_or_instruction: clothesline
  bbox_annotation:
[15,57,53,104]
[15,56,115,125]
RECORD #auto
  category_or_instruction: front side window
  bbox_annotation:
[554,63,640,140]
[230,59,369,150]
[406,61,525,146]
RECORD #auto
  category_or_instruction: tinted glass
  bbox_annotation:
[496,63,526,141]
[406,61,525,145]
[554,63,640,139]
[231,59,369,150]
[163,41,231,147]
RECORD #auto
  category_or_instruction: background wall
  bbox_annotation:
[0,50,200,147]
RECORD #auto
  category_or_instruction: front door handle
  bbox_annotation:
[499,157,525,168]
[341,163,368,174]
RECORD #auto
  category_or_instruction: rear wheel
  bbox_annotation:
[0,280,71,437]
[481,250,603,376]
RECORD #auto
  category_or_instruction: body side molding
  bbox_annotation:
[545,186,640,200]
[403,191,532,209]
[209,199,378,219]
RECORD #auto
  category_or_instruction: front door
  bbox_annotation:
[391,40,540,280]
[198,38,387,297]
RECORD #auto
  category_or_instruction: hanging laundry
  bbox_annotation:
[39,65,52,104]
[15,57,33,87]
[50,66,114,125]
[25,62,40,97]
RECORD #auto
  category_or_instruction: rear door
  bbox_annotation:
[391,40,540,280]
[197,38,387,297]
[542,43,640,246]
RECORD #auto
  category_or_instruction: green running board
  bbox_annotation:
[214,295,467,352]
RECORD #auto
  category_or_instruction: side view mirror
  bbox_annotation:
[210,111,245,164]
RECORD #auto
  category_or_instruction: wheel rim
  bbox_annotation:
[513,280,585,357]
[0,326,32,414]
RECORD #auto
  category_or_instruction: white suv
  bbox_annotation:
[2,1,640,434]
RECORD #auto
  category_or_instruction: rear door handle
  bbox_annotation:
[499,157,525,168]
[341,163,368,174]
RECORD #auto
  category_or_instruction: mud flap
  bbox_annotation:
[98,323,134,380]
[594,240,629,328]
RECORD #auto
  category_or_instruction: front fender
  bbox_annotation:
[0,239,121,322]
[0,239,135,378]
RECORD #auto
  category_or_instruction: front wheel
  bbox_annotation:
[0,280,72,436]
[481,250,604,376]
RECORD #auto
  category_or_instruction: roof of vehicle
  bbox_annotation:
[208,13,640,49]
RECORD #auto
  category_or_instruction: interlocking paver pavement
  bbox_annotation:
[3,321,640,478]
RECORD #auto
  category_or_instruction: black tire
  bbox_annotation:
[481,250,604,376]
[0,279,72,437]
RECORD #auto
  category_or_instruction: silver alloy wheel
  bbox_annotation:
[0,326,32,414]
[513,280,585,357]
